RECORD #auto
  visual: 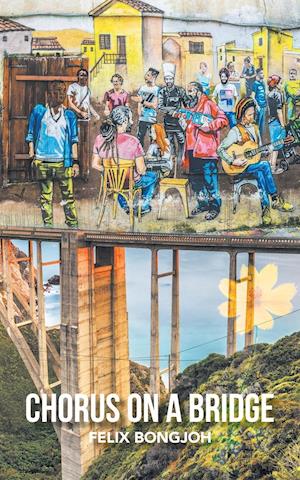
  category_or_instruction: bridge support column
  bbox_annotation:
[245,252,255,348]
[227,251,237,357]
[150,249,160,397]
[170,250,180,391]
[60,233,129,480]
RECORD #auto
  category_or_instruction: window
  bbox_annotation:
[258,37,263,46]
[90,47,94,52]
[84,46,87,52]
[24,35,29,41]
[232,55,235,61]
[220,55,223,61]
[189,41,204,54]
[3,36,7,42]
[99,34,111,50]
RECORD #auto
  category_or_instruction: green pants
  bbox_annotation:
[33,159,78,227]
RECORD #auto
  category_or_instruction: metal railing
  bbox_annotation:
[90,53,127,79]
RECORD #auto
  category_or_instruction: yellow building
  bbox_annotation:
[162,32,213,88]
[252,27,300,77]
[88,0,163,97]
[81,38,96,68]
[217,41,253,76]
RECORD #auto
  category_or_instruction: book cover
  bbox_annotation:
[0,1,299,479]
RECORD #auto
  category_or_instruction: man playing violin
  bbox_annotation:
[182,81,228,221]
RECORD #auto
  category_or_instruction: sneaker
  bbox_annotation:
[205,210,220,221]
[191,203,209,216]
[141,206,152,216]
[65,222,79,229]
[271,167,284,175]
[262,206,272,226]
[134,206,152,217]
[272,196,294,212]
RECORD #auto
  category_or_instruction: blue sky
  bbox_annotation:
[12,240,300,373]
[126,249,300,372]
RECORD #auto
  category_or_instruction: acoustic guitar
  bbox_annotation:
[221,137,293,176]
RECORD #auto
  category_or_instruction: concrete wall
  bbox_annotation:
[7,0,300,28]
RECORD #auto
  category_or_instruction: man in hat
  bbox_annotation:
[218,97,293,226]
[158,63,190,174]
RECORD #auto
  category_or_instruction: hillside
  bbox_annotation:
[0,324,61,480]
[83,332,300,480]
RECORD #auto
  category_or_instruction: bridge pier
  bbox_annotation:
[227,250,237,357]
[245,252,255,348]
[60,233,130,479]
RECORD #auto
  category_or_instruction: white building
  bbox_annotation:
[0,17,33,55]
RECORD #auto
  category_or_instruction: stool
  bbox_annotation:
[233,176,258,214]
[158,178,189,219]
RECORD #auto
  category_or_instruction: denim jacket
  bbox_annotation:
[25,104,79,168]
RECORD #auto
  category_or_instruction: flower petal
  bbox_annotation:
[262,283,297,316]
[219,278,229,298]
[256,263,278,292]
[218,301,228,318]
[254,306,274,330]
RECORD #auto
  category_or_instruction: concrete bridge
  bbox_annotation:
[0,227,298,479]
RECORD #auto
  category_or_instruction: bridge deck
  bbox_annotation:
[0,226,300,252]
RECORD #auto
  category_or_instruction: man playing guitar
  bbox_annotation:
[218,97,293,225]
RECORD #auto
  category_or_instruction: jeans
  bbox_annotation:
[269,119,286,151]
[118,171,157,210]
[137,121,153,147]
[255,106,266,137]
[32,159,78,227]
[242,161,277,209]
[225,112,237,128]
[188,153,221,212]
[165,126,185,170]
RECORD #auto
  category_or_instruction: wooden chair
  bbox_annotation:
[96,158,142,230]
[158,178,189,220]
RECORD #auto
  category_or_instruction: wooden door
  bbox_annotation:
[2,55,89,184]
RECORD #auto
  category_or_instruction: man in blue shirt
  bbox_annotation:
[26,80,79,228]
[241,57,256,96]
[252,68,267,137]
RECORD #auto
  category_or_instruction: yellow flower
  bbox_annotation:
[218,263,297,334]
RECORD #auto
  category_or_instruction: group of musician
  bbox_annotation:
[26,60,300,227]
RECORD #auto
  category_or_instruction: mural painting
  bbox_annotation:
[0,0,300,237]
